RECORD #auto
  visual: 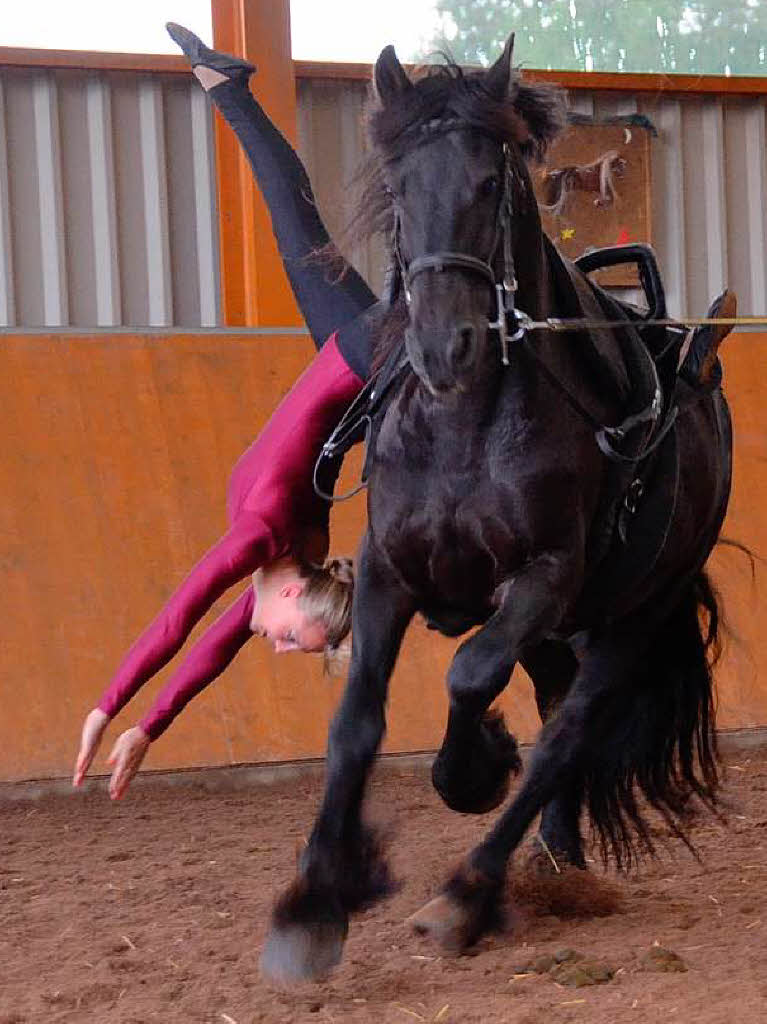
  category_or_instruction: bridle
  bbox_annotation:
[383,123,674,460]
[387,127,526,366]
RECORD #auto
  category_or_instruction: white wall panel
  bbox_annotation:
[138,78,173,327]
[723,101,759,317]
[4,72,43,325]
[59,72,98,327]
[32,73,69,326]
[655,99,687,317]
[743,102,767,317]
[0,79,15,326]
[190,85,220,327]
[701,99,728,302]
[0,67,220,327]
[86,77,121,326]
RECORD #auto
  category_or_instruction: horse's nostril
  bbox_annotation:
[449,323,476,371]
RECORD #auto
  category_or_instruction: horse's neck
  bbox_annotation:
[521,229,632,423]
[513,213,591,322]
[512,220,579,389]
[513,216,553,322]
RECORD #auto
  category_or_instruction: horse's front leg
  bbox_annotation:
[261,534,414,983]
[413,552,581,948]
[432,554,575,816]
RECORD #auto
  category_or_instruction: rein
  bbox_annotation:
[518,314,767,332]
[313,336,409,502]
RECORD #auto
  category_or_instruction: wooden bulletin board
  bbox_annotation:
[534,123,653,286]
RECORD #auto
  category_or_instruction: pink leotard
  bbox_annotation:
[97,335,363,740]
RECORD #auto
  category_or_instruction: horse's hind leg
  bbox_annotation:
[410,636,634,953]
[522,640,587,870]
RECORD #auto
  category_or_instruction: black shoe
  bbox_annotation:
[166,22,255,84]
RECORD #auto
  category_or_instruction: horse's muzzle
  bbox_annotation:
[405,321,483,396]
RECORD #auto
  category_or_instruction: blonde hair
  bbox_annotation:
[298,556,354,668]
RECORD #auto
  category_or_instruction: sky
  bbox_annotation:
[0,0,443,63]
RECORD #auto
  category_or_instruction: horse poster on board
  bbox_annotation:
[536,120,653,287]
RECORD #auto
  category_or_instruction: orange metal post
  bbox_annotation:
[210,0,303,327]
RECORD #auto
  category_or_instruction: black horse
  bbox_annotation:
[261,37,732,982]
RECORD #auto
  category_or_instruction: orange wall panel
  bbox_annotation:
[0,331,764,782]
[707,335,767,728]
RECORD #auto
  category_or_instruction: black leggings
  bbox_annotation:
[208,80,379,380]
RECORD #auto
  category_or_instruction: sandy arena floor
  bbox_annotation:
[2,745,766,1024]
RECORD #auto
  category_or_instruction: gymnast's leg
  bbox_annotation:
[167,22,378,366]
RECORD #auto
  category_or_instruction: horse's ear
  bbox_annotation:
[485,33,515,99]
[375,45,412,106]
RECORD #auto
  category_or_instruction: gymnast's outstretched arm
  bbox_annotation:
[86,587,256,799]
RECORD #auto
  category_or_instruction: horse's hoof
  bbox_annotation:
[409,862,504,952]
[260,917,347,984]
[407,895,471,953]
[432,711,521,815]
[435,776,510,815]
[261,876,349,984]
[458,776,510,815]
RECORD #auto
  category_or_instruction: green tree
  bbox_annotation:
[416,0,767,75]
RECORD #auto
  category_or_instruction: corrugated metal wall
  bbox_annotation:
[0,68,220,327]
[1,64,766,326]
[296,77,388,299]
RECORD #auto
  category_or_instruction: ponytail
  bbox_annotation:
[298,556,355,669]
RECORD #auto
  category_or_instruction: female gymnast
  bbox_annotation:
[73,23,384,800]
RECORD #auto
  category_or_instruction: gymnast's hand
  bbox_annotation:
[73,707,110,787]
[106,726,151,800]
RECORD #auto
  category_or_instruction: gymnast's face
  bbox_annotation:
[251,571,327,654]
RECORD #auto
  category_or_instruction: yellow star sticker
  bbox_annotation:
[561,228,576,240]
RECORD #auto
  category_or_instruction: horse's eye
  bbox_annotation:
[478,176,500,198]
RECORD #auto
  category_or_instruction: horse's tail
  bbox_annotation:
[582,570,721,870]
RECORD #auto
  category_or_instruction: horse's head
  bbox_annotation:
[370,37,565,397]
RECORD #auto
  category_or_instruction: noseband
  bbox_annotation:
[387,130,525,365]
